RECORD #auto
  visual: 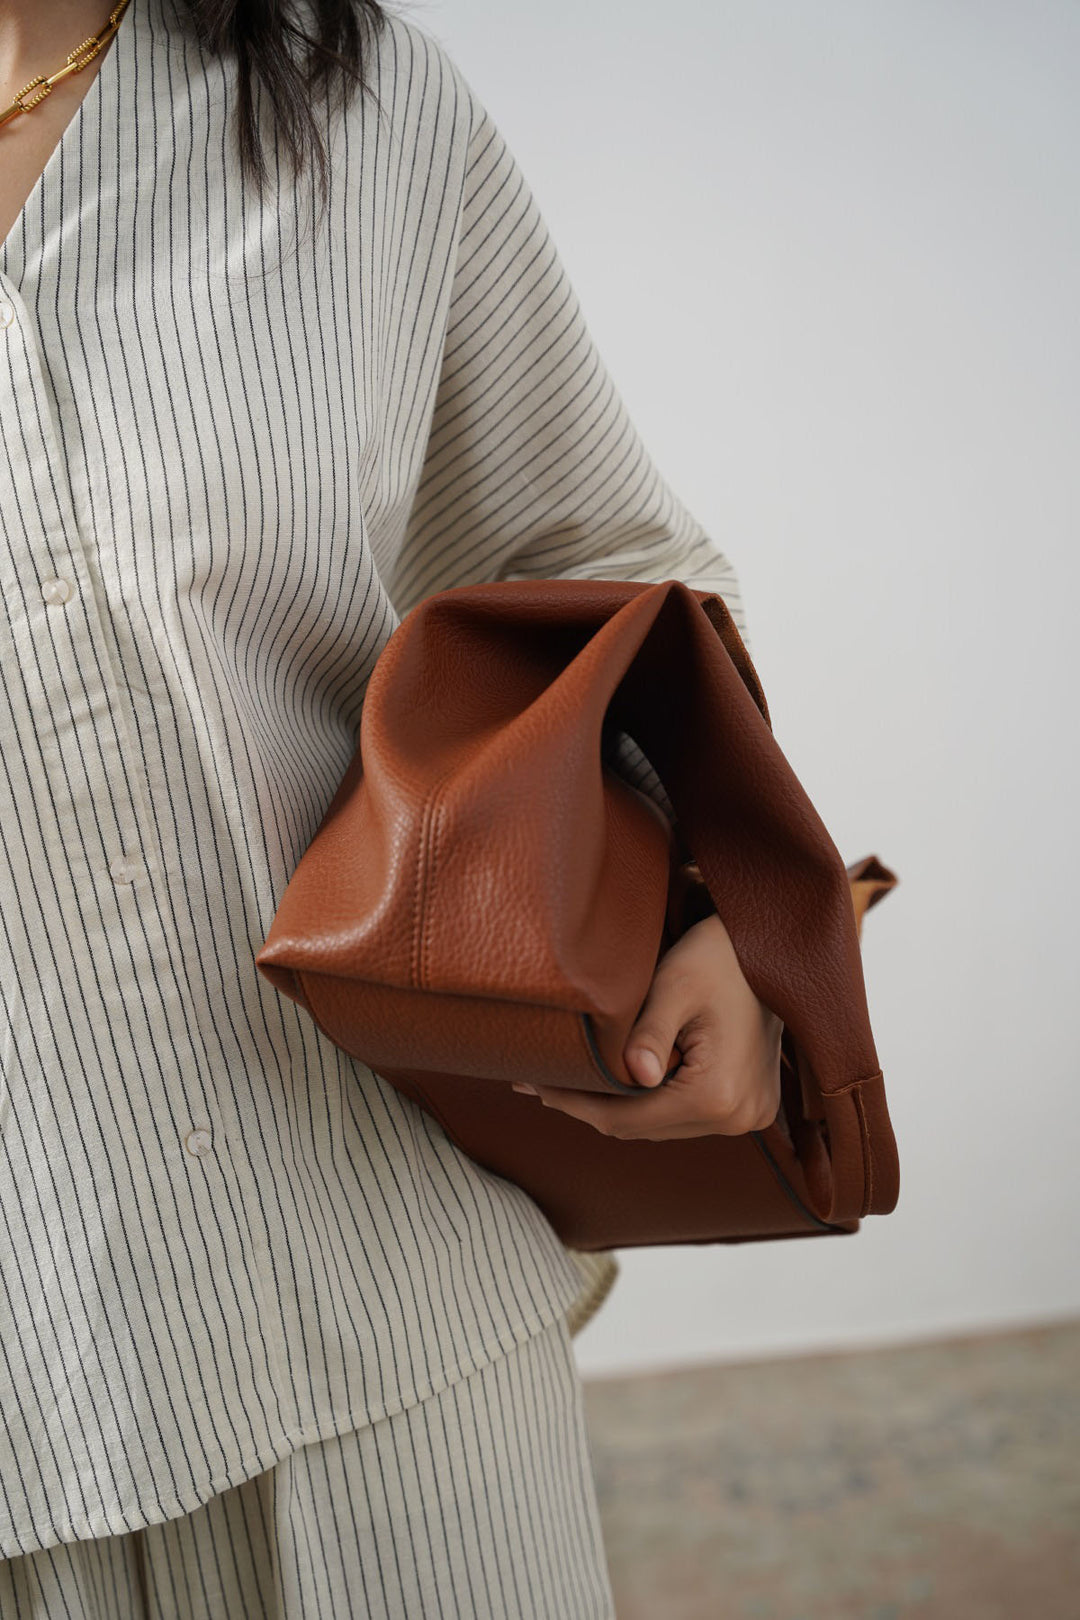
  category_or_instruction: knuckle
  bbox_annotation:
[727,1108,759,1135]
[740,1096,778,1133]
[711,1082,763,1136]
[756,1092,781,1129]
[711,1077,744,1118]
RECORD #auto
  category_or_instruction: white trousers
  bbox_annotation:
[0,1314,616,1619]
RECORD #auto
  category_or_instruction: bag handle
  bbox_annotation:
[606,581,900,1222]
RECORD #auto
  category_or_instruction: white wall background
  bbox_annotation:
[402,0,1080,1377]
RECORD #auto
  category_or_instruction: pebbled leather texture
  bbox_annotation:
[256,577,900,1248]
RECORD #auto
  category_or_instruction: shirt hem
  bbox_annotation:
[0,1287,584,1562]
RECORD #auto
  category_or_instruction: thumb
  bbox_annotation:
[624,1009,688,1088]
[624,941,705,1086]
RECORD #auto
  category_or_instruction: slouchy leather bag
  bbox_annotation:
[256,577,900,1250]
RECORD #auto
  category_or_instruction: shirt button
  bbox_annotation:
[109,854,144,885]
[41,577,74,606]
[185,1128,213,1158]
[0,299,14,329]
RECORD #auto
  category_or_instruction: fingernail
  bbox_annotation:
[631,1049,663,1086]
[511,1083,537,1095]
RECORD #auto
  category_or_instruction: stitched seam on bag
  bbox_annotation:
[822,1068,883,1098]
[425,794,448,994]
[412,788,441,991]
[854,1085,873,1214]
[419,792,439,991]
[410,798,430,989]
[411,768,458,991]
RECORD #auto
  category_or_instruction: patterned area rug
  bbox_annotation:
[582,1317,1080,1619]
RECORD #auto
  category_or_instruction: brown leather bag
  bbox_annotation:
[256,577,900,1250]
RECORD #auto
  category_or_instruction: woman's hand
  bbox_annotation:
[510,912,784,1140]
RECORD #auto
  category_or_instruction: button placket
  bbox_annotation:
[1,279,260,1287]
[1,274,161,902]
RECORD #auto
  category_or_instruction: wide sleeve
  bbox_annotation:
[391,88,754,816]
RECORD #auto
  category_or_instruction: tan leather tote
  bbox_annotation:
[256,577,900,1250]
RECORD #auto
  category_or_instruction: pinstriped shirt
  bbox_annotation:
[0,0,749,1559]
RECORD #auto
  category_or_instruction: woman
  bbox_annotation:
[0,0,782,1612]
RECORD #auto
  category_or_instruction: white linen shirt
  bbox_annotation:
[0,0,750,1558]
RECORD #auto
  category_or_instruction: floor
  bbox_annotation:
[581,1317,1080,1620]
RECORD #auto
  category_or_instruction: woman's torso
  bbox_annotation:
[0,0,595,1557]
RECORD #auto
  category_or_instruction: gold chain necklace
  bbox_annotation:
[0,0,131,130]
